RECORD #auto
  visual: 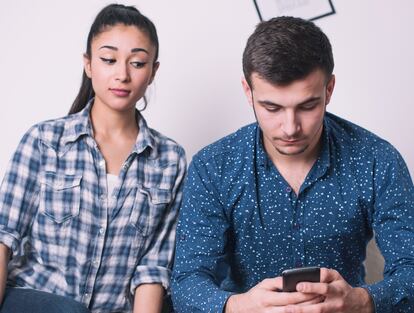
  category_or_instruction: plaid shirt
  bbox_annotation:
[0,103,186,312]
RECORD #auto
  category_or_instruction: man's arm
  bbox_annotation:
[171,156,234,312]
[172,156,321,312]
[0,243,10,305]
[133,283,164,313]
[275,144,414,313]
[363,145,414,312]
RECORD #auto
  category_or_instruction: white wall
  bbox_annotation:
[1,1,413,175]
[1,0,413,282]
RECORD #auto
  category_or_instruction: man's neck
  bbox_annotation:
[264,135,323,195]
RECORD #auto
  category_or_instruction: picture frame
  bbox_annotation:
[253,0,336,21]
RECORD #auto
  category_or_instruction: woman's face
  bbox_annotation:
[84,24,159,113]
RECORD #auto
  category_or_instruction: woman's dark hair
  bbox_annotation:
[69,4,159,114]
[243,16,334,87]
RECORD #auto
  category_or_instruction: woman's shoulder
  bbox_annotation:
[146,126,186,163]
[25,112,88,151]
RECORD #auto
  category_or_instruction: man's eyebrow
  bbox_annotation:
[99,45,149,54]
[257,100,280,107]
[297,97,321,106]
[257,96,321,106]
[99,45,117,51]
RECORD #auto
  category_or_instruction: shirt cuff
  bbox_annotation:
[209,290,234,313]
[362,282,392,313]
[0,228,21,257]
[130,265,170,295]
[171,277,234,313]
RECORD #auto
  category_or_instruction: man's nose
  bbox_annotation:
[281,111,300,137]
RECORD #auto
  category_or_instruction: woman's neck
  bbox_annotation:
[90,100,138,139]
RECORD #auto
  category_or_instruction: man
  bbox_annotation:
[171,17,414,313]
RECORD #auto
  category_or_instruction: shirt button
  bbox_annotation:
[293,223,300,230]
[286,187,292,192]
[99,160,105,168]
[295,261,303,268]
[93,259,99,266]
[84,293,90,298]
[100,194,106,201]
[99,227,105,235]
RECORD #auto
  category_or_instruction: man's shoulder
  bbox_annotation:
[326,112,399,159]
[194,123,257,163]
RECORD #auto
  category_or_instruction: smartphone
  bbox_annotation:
[282,266,320,292]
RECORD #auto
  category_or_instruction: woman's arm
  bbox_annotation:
[133,283,164,313]
[0,243,10,304]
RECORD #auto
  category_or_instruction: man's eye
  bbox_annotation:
[100,57,115,64]
[131,61,146,68]
[265,106,280,112]
[301,104,317,111]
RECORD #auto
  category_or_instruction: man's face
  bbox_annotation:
[242,69,335,159]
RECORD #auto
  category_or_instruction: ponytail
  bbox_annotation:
[69,72,94,114]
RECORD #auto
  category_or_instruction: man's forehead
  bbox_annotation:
[249,69,328,89]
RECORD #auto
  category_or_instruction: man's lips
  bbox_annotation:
[109,88,131,97]
[278,138,304,145]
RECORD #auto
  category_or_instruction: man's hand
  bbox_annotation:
[284,268,374,313]
[225,277,323,313]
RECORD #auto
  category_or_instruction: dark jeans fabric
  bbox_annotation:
[0,287,174,313]
[0,287,90,313]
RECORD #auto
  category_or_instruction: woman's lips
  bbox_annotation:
[110,88,131,97]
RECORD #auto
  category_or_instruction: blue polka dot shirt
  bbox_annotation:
[172,112,414,313]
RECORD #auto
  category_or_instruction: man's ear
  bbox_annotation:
[241,77,254,107]
[83,53,92,78]
[325,74,336,105]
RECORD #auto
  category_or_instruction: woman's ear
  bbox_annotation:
[83,53,92,78]
[148,61,160,85]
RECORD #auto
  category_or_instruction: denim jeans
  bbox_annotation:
[0,287,90,313]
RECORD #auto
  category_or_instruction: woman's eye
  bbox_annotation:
[130,61,146,68]
[100,57,115,64]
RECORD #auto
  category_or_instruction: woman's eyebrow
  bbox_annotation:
[99,45,149,54]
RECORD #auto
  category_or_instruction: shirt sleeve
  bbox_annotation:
[171,155,234,313]
[0,125,41,256]
[363,144,414,313]
[130,147,187,294]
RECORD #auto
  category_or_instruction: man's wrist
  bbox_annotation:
[224,294,239,313]
[355,287,375,313]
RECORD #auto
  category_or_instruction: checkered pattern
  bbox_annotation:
[0,103,186,312]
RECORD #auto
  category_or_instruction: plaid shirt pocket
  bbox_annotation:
[39,172,82,223]
[130,186,172,237]
[33,172,82,267]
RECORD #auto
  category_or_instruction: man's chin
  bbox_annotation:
[275,145,309,156]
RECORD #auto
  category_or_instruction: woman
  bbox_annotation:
[0,4,186,313]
